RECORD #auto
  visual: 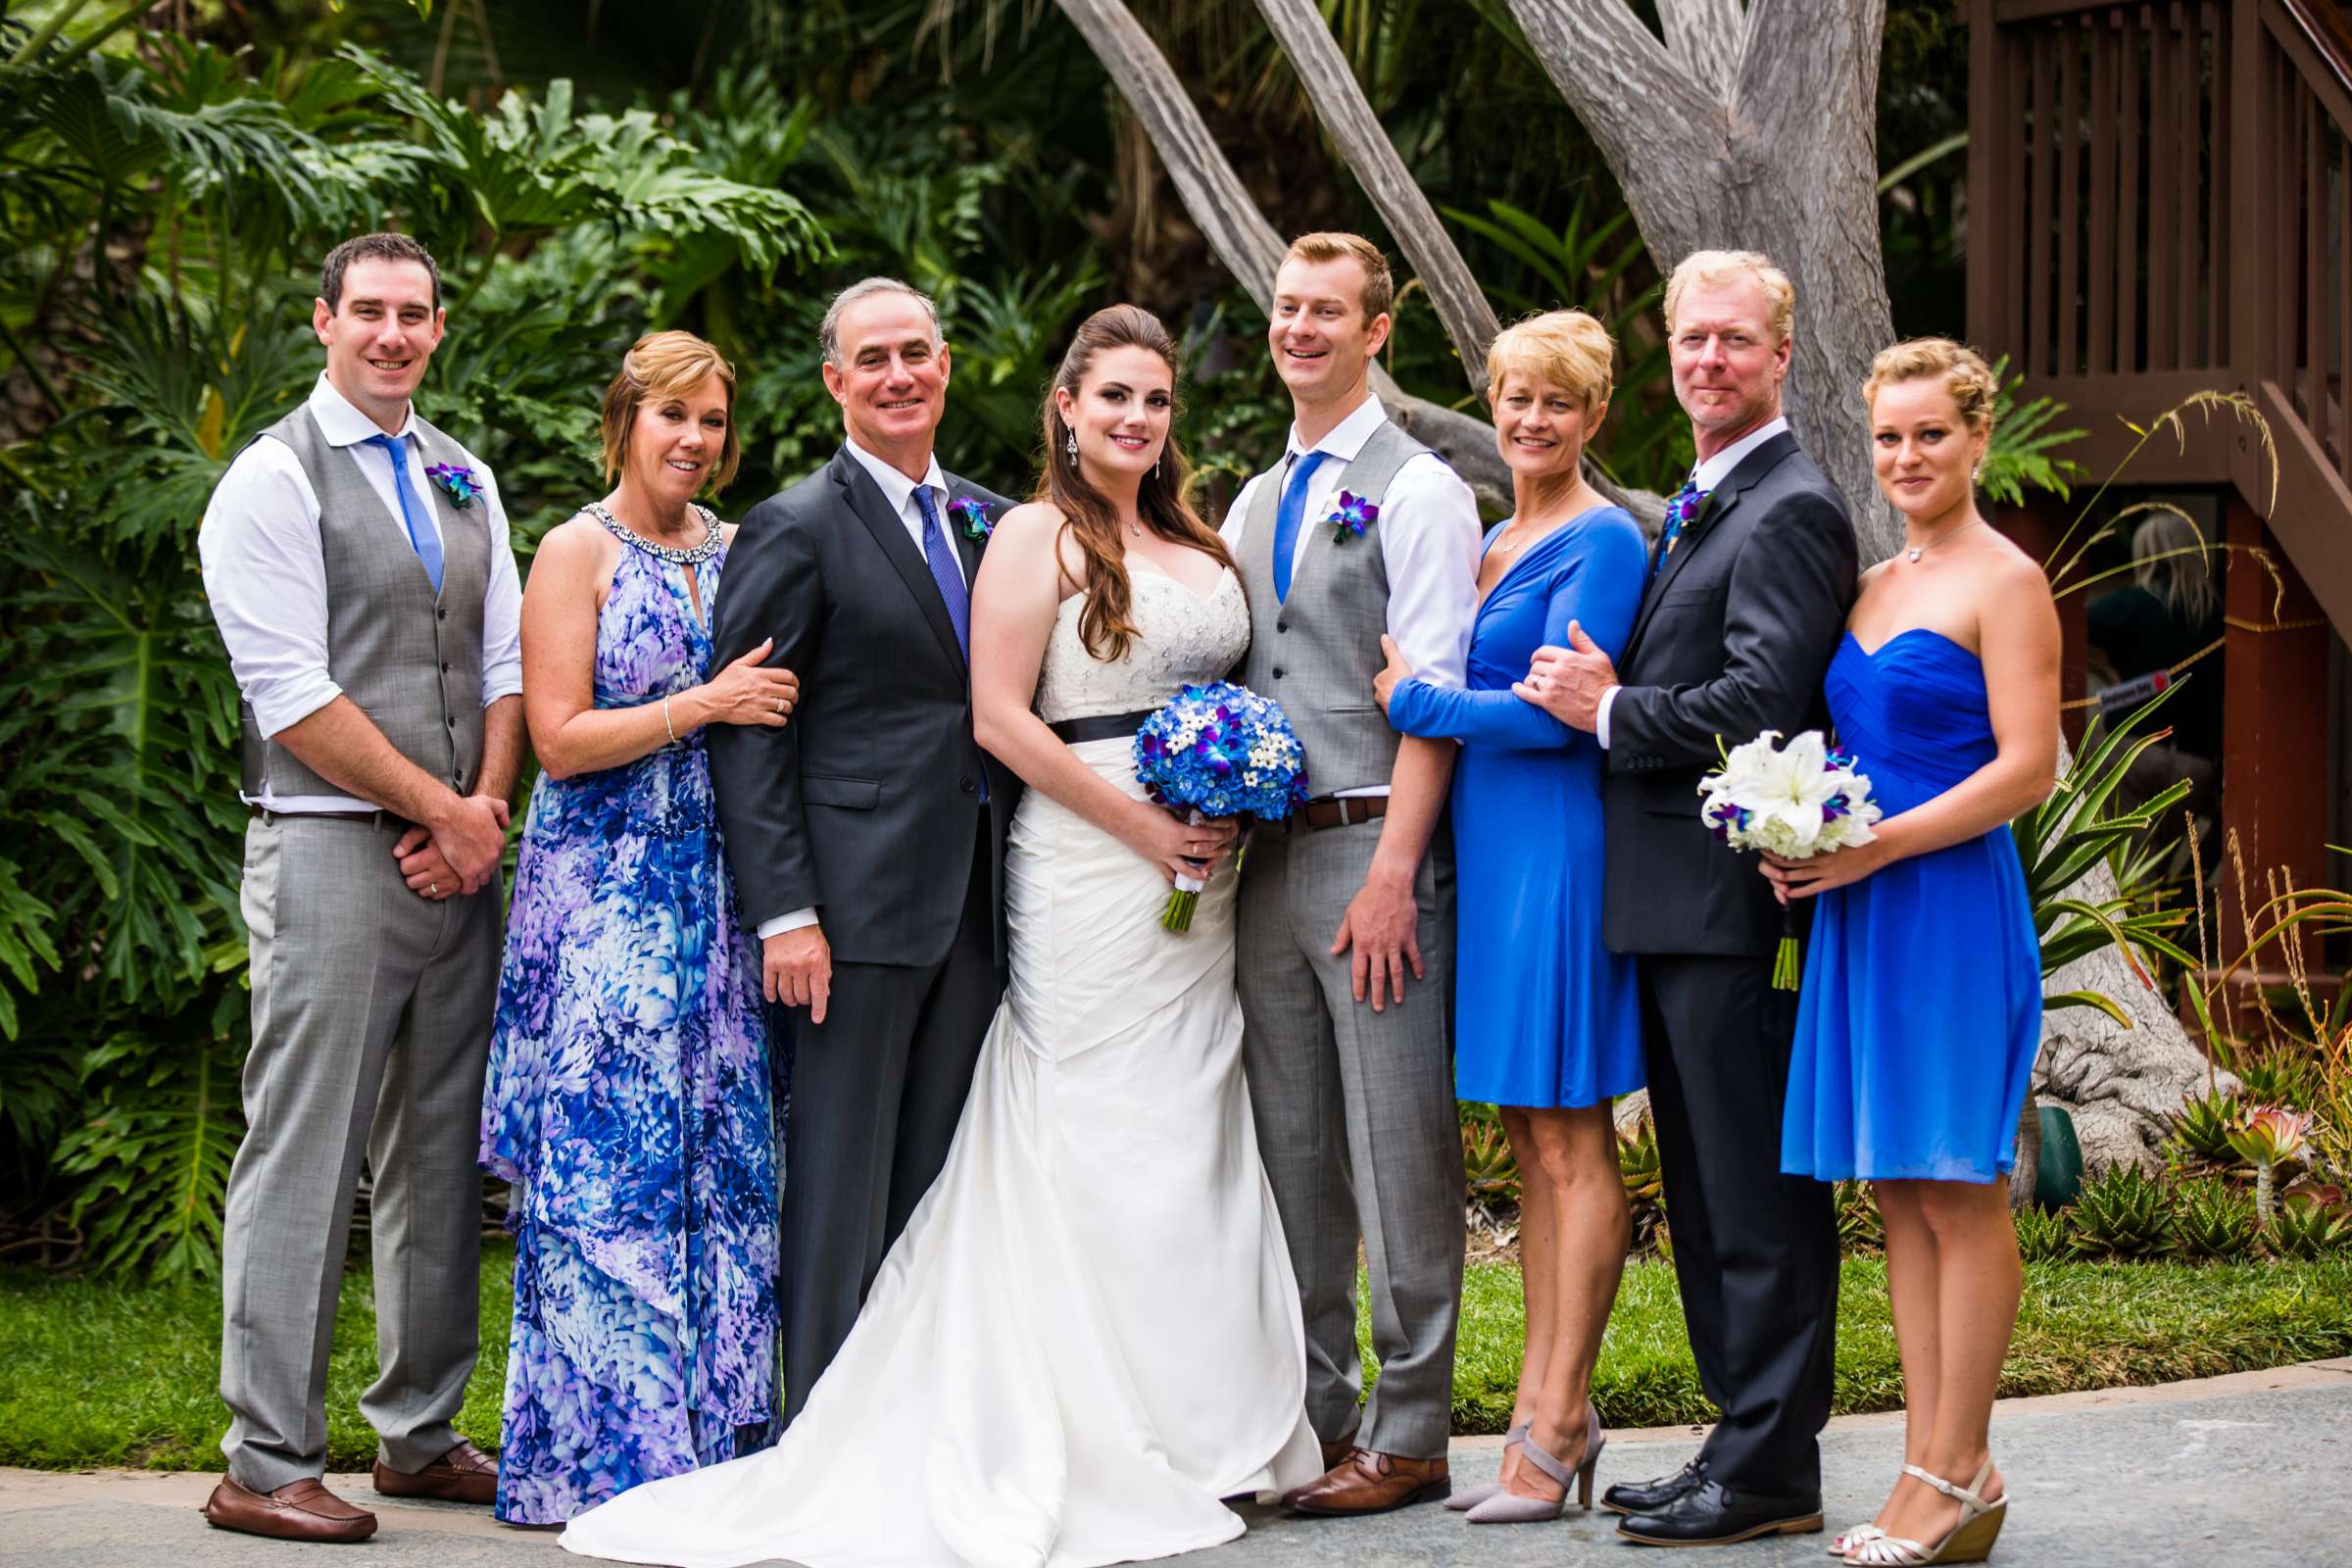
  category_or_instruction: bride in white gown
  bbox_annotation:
[560,306,1321,1568]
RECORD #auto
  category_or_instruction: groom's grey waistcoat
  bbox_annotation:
[236,407,490,802]
[1237,420,1430,795]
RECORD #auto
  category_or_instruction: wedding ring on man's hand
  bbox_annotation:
[428,881,440,898]
[775,698,787,714]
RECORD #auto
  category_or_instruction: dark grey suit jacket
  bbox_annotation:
[708,443,1019,969]
[1603,429,1860,957]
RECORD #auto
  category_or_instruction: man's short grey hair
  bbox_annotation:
[819,276,943,367]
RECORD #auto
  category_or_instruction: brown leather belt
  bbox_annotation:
[1284,795,1390,832]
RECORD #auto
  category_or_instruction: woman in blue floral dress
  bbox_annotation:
[480,332,800,1525]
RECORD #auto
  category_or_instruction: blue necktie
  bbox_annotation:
[912,486,968,657]
[1270,449,1332,604]
[1651,473,1708,583]
[363,432,445,594]
[914,486,987,803]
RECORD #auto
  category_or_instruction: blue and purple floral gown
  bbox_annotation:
[479,507,779,1525]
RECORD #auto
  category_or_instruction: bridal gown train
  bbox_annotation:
[561,560,1323,1568]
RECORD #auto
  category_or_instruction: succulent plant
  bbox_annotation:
[2267,1195,2352,1259]
[2012,1202,2073,1263]
[2171,1177,2259,1261]
[2228,1105,2316,1223]
[2166,1091,2243,1166]
[1459,1102,1522,1208]
[2235,1054,2321,1110]
[1618,1116,1667,1252]
[2068,1163,2172,1260]
[1836,1179,1884,1253]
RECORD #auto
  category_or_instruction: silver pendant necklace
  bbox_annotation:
[1905,517,1985,564]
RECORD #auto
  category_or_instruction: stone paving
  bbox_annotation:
[4,1360,2345,1567]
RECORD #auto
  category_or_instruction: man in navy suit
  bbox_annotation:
[1521,250,1859,1548]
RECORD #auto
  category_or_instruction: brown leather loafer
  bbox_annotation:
[373,1439,499,1505]
[1282,1447,1451,1515]
[202,1476,377,1543]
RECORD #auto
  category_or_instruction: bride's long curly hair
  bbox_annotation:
[1037,305,1237,663]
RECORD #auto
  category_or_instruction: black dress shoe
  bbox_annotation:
[1599,1457,1706,1516]
[1616,1479,1824,1546]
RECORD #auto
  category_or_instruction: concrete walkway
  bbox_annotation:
[6,1360,2346,1567]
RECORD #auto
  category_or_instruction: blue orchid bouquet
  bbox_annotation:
[1133,681,1310,931]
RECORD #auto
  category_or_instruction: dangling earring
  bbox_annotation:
[1065,429,1078,466]
[1153,454,1162,480]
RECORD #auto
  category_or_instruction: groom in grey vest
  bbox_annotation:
[196,233,521,1543]
[1223,232,1483,1515]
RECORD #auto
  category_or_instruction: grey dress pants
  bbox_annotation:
[218,811,500,1491]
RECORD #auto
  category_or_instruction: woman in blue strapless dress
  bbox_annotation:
[1763,341,2058,1567]
[1378,312,1646,1526]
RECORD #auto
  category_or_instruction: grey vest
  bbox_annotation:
[237,406,491,802]
[1237,419,1431,796]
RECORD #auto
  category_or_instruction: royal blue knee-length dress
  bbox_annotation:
[1389,506,1647,1109]
[1781,628,2042,1184]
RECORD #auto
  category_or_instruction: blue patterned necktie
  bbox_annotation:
[1270,449,1332,604]
[361,432,445,594]
[1651,473,1709,583]
[912,485,969,658]
[914,485,987,803]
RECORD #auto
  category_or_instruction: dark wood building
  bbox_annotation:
[1967,0,2352,899]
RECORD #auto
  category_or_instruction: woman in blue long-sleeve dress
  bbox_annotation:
[479,332,800,1524]
[1377,311,1647,1526]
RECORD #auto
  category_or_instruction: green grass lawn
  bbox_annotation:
[3,1249,2346,1469]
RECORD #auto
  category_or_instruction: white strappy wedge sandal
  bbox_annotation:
[1848,1459,2005,1565]
[1830,1522,1886,1556]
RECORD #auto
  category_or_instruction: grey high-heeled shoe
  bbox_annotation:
[1466,1404,1604,1525]
[1444,1422,1530,1511]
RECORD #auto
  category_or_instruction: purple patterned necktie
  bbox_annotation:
[912,485,968,658]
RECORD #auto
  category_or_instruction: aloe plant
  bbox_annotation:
[2268,1194,2352,1258]
[2067,1164,2172,1260]
[2171,1178,2259,1261]
[2166,1091,2244,1167]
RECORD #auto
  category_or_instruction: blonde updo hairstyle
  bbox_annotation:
[600,329,742,491]
[1861,337,1999,440]
[1485,309,1616,423]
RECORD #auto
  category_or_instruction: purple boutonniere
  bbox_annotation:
[1325,490,1379,544]
[949,495,994,540]
[424,462,480,509]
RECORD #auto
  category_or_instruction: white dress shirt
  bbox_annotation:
[1220,394,1483,797]
[1593,415,1791,750]
[843,438,964,585]
[198,373,524,811]
[758,439,960,943]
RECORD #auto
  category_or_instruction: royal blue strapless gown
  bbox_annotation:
[1389,507,1647,1109]
[1781,628,2041,1184]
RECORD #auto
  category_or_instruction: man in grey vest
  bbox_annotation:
[196,233,522,1543]
[1221,231,1483,1516]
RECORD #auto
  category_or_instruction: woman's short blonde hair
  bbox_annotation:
[1485,310,1615,418]
[1663,250,1795,346]
[1862,337,1999,437]
[600,329,741,490]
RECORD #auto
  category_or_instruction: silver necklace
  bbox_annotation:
[1904,517,1985,564]
[586,501,722,565]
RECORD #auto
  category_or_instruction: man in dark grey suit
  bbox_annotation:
[707,277,1017,1421]
[1521,250,1858,1547]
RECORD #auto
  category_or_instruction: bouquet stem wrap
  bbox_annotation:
[1773,907,1802,992]
[1163,809,1212,932]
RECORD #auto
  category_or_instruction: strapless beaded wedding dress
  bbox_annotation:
[561,560,1321,1567]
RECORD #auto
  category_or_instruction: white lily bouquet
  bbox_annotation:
[1696,729,1883,989]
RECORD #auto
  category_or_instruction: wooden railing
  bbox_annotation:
[1967,0,2352,629]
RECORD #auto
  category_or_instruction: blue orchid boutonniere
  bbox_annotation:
[1325,490,1379,544]
[424,462,480,509]
[949,495,994,541]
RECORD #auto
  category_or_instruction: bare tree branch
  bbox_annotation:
[1656,0,1747,97]
[1251,0,1499,392]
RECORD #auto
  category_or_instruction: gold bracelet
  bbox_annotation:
[662,693,677,746]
